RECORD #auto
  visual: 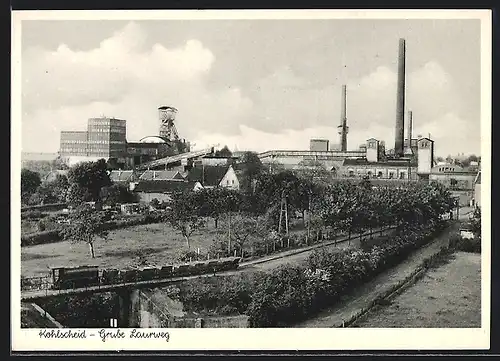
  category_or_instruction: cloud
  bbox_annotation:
[22,22,252,152]
[21,22,478,157]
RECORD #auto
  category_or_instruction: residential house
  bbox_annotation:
[109,170,135,183]
[429,164,477,190]
[186,165,240,190]
[133,180,202,203]
[138,170,186,181]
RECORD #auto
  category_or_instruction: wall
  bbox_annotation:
[450,190,473,207]
[219,166,240,190]
[136,192,172,204]
[474,184,481,208]
[429,172,476,190]
[128,289,249,328]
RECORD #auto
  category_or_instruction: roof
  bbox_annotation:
[43,170,69,182]
[109,170,134,182]
[133,180,198,193]
[139,170,185,181]
[139,136,167,144]
[474,171,481,185]
[186,165,230,187]
[343,158,416,167]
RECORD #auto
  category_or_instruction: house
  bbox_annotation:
[133,180,202,203]
[473,170,481,208]
[43,170,69,183]
[186,165,240,190]
[429,164,477,190]
[138,170,186,181]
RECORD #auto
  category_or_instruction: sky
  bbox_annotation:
[20,18,481,157]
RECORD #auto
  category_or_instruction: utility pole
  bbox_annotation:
[278,189,289,237]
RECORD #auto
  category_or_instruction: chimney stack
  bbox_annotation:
[395,38,406,157]
[338,84,348,151]
[407,110,413,144]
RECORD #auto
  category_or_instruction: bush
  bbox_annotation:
[455,236,481,253]
[176,220,447,327]
[21,230,62,246]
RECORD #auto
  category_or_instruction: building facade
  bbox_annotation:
[60,117,127,164]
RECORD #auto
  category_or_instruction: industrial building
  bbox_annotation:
[59,106,202,169]
[259,38,436,181]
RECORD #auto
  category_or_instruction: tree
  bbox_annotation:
[100,183,136,206]
[167,191,206,249]
[230,214,268,257]
[21,168,41,204]
[237,151,265,194]
[470,206,481,239]
[67,159,112,202]
[214,145,233,158]
[51,156,69,170]
[60,204,109,258]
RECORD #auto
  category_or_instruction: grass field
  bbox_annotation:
[20,217,308,277]
[353,251,481,328]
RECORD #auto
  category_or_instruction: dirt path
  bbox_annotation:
[239,229,393,272]
[352,251,481,328]
[293,223,459,328]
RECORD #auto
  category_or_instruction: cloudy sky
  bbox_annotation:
[20,18,481,157]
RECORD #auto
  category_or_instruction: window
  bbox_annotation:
[378,171,383,178]
[389,172,394,179]
[399,172,405,179]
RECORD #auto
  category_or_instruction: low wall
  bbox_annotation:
[131,289,249,328]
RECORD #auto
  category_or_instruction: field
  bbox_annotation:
[21,217,308,278]
[353,251,481,328]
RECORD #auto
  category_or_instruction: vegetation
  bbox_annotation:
[21,169,42,205]
[59,204,109,258]
[66,159,112,205]
[178,221,448,327]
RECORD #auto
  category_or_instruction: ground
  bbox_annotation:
[21,217,309,277]
[352,251,481,328]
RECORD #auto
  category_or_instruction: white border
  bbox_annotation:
[11,9,492,351]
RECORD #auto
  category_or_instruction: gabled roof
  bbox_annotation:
[43,170,69,181]
[186,165,230,187]
[109,170,134,182]
[133,180,198,193]
[139,170,185,181]
[474,170,481,185]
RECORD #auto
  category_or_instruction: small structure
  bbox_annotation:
[133,180,202,203]
[187,165,240,190]
[459,223,475,239]
[42,170,69,183]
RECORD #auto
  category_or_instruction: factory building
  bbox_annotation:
[259,38,436,182]
[59,106,192,169]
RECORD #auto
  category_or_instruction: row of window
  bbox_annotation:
[345,169,410,179]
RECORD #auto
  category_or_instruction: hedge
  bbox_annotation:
[177,220,450,327]
[21,213,164,247]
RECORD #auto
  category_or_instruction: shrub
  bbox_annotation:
[176,221,445,327]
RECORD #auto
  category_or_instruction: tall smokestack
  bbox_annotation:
[395,38,406,157]
[338,84,348,151]
[407,110,413,144]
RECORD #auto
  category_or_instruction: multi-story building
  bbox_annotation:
[59,117,127,166]
[86,117,127,159]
